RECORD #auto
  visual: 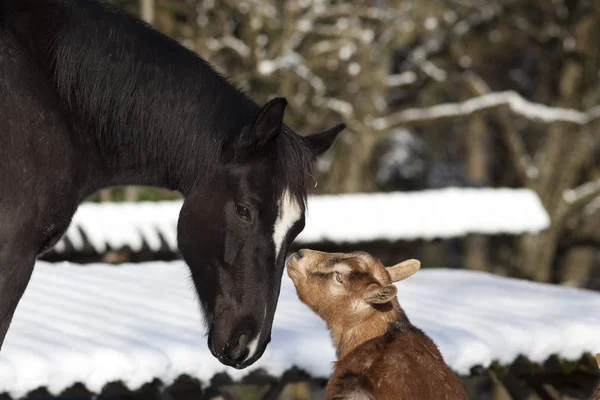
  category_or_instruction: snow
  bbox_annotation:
[374,128,427,187]
[338,43,355,61]
[1,261,599,397]
[53,188,550,254]
[258,60,277,75]
[386,71,417,87]
[424,17,438,31]
[374,90,600,130]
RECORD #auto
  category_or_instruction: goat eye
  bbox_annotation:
[334,272,343,284]
[235,204,252,222]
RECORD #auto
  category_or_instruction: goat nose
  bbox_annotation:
[224,333,249,364]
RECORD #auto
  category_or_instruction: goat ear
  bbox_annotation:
[239,97,287,148]
[304,123,345,158]
[364,284,397,305]
[387,259,420,283]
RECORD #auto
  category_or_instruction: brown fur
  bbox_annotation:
[287,250,467,400]
[592,354,600,400]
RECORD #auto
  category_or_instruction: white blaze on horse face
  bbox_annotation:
[242,191,300,363]
[244,307,267,362]
[244,332,260,362]
[273,189,302,260]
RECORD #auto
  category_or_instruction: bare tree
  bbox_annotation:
[140,0,155,24]
[105,0,600,283]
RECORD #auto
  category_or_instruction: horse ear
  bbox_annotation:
[304,123,346,158]
[240,97,287,148]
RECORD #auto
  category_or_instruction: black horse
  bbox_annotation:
[0,0,344,369]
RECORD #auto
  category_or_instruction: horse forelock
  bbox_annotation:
[272,127,314,209]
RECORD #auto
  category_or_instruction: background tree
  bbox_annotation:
[102,0,600,286]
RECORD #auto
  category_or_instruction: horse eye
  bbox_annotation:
[235,204,252,222]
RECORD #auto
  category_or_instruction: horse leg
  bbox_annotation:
[0,247,36,349]
[0,23,81,349]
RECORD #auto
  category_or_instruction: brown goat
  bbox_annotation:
[287,249,467,400]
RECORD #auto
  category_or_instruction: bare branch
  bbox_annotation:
[562,179,600,216]
[206,36,251,58]
[418,60,447,82]
[372,90,600,130]
[386,71,418,87]
[282,3,388,51]
[464,72,537,185]
[310,25,370,42]
[312,97,374,136]
[555,127,597,204]
[554,128,600,229]
[401,0,519,73]
[309,4,406,21]
[257,52,327,96]
[314,97,355,120]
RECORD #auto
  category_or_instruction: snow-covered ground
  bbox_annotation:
[2,260,599,398]
[53,188,550,254]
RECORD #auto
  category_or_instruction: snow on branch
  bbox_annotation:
[463,72,538,184]
[497,109,539,183]
[563,179,600,213]
[372,91,600,130]
[310,4,406,22]
[419,60,448,82]
[258,52,327,96]
[386,71,418,87]
[206,36,251,58]
[314,97,355,119]
[402,1,512,73]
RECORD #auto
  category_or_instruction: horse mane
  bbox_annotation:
[273,128,314,210]
[16,0,313,203]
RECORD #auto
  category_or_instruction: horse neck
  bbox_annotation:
[8,0,259,195]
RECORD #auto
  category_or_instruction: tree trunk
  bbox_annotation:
[520,228,559,282]
[559,246,596,288]
[465,115,489,185]
[140,0,155,24]
[323,131,380,194]
[99,189,112,202]
[465,114,490,271]
[465,235,489,272]
[341,132,379,193]
[125,186,140,202]
[519,14,596,283]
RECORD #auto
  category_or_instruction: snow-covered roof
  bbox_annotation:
[2,260,599,397]
[53,188,550,254]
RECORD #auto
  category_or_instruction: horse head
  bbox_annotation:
[177,97,344,368]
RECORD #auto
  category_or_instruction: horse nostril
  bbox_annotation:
[225,333,249,363]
